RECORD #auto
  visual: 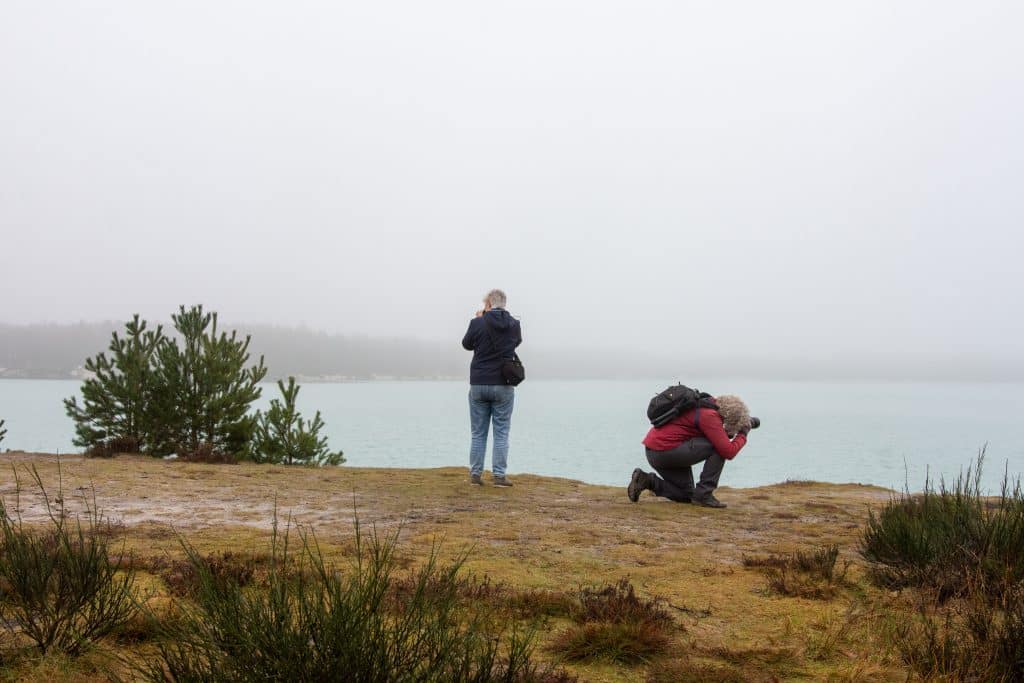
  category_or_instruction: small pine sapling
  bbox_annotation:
[148,305,267,458]
[251,377,344,466]
[63,315,163,454]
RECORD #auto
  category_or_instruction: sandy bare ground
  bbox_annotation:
[0,450,891,534]
[0,451,907,682]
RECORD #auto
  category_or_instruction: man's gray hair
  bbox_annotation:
[485,289,507,308]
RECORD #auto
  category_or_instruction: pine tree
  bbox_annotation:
[251,377,344,466]
[149,305,267,458]
[63,315,163,453]
[0,419,6,446]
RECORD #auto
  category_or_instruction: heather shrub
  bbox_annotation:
[549,620,670,665]
[0,467,139,656]
[745,544,849,600]
[860,450,1024,600]
[137,520,566,682]
[549,579,675,664]
[576,578,672,626]
[890,576,1024,681]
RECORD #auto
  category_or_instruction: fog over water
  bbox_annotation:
[2,2,1022,379]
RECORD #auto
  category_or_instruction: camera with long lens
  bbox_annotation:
[749,417,761,430]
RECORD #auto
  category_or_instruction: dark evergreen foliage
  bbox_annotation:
[63,315,163,453]
[61,306,348,464]
[146,305,267,458]
[251,377,344,466]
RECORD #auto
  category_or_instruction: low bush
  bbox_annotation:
[388,571,579,622]
[177,441,236,464]
[746,544,848,600]
[549,620,670,665]
[387,558,497,608]
[548,579,675,664]
[646,660,749,683]
[890,577,1024,681]
[0,466,139,656]
[147,551,260,597]
[792,544,846,582]
[741,554,788,569]
[766,565,839,600]
[84,436,142,458]
[576,578,672,626]
[860,450,1024,601]
[507,589,577,620]
[647,655,782,683]
[137,520,567,682]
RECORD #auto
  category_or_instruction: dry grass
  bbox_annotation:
[576,578,673,626]
[549,621,671,665]
[745,544,851,600]
[0,452,912,682]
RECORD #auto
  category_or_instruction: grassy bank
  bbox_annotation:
[0,452,918,680]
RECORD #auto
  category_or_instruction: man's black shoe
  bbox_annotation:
[627,468,647,503]
[694,494,727,509]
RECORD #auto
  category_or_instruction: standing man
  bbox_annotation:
[462,289,522,487]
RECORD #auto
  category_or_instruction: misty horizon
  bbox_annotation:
[3,2,1022,378]
[1,317,1020,383]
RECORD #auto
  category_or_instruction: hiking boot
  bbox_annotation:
[627,468,649,503]
[693,494,727,508]
[470,474,483,486]
[492,476,514,488]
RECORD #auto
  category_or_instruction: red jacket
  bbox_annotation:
[642,406,747,459]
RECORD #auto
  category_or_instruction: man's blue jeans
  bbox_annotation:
[468,384,515,477]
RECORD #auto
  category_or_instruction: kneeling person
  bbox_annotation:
[628,395,752,508]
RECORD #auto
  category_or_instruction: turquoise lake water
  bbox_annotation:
[1,378,1022,493]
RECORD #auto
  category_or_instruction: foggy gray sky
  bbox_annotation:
[2,2,1022,369]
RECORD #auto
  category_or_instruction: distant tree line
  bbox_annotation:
[7,318,1015,382]
[63,306,343,465]
[0,321,668,380]
[0,321,465,380]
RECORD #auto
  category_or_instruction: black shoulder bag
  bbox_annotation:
[484,319,525,386]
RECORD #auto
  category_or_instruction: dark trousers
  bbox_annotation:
[645,438,724,502]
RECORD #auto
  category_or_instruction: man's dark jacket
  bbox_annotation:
[462,309,522,386]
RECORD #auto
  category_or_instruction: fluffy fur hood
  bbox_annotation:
[715,395,751,437]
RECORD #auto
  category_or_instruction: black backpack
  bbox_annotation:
[484,317,525,387]
[647,384,713,427]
